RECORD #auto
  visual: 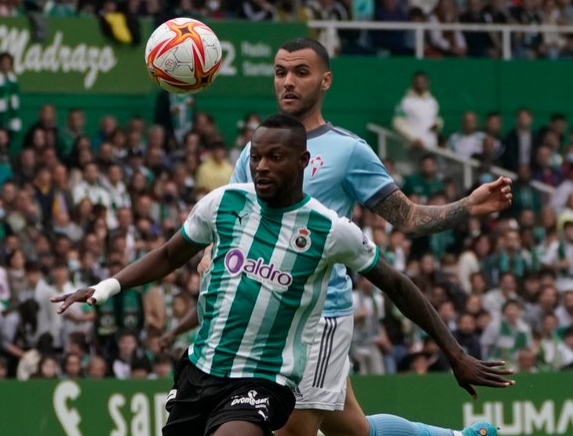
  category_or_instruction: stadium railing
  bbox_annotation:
[367,122,556,196]
[308,20,573,60]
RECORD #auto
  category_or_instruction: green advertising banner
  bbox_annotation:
[1,373,572,436]
[201,20,306,97]
[0,18,305,95]
[0,18,153,94]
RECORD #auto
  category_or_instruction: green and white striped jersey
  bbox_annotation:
[181,183,379,388]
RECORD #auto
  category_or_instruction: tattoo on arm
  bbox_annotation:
[373,190,470,237]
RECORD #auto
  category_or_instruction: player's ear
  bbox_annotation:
[321,71,332,92]
[300,151,310,169]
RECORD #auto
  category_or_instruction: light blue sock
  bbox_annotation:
[367,414,455,436]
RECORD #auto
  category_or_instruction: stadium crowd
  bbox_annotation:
[1,0,573,59]
[0,60,573,381]
[0,5,573,381]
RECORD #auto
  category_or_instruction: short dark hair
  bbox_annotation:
[280,38,330,71]
[257,114,307,150]
[551,113,566,122]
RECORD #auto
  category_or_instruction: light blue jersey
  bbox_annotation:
[231,124,397,317]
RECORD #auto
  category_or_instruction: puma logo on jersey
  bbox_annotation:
[224,248,293,289]
[231,211,248,224]
[310,155,324,178]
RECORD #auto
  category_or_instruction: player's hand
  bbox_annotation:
[451,355,515,399]
[159,331,175,348]
[50,288,96,315]
[468,176,512,216]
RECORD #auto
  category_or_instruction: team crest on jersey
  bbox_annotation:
[291,227,312,252]
[310,155,324,178]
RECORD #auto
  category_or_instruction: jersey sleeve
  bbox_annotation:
[329,217,380,274]
[342,140,398,209]
[181,189,221,246]
[230,142,252,183]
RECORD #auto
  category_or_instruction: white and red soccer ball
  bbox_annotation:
[145,17,222,94]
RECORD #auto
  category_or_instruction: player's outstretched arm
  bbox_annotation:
[373,177,512,237]
[51,231,204,314]
[362,257,515,398]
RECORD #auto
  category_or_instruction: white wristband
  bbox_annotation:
[91,278,121,305]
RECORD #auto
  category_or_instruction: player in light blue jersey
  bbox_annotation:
[51,115,513,436]
[163,40,513,436]
[230,39,513,436]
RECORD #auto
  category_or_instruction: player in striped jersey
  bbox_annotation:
[53,115,513,436]
[231,39,512,436]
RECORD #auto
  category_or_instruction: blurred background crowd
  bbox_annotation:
[1,0,573,59]
[1,0,573,382]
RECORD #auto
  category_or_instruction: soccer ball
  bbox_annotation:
[145,17,222,94]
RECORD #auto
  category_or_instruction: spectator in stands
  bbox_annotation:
[537,113,568,147]
[556,289,573,328]
[556,326,573,369]
[155,91,195,147]
[392,71,442,150]
[460,0,495,57]
[524,284,560,333]
[559,0,573,23]
[483,111,504,151]
[510,0,543,58]
[515,347,539,372]
[112,329,139,379]
[72,162,112,212]
[482,0,509,55]
[427,0,467,57]
[99,0,141,46]
[24,104,60,151]
[92,115,117,151]
[0,52,21,139]
[448,111,486,158]
[240,0,277,20]
[303,0,349,54]
[482,270,522,316]
[31,354,60,379]
[150,351,173,379]
[231,113,262,164]
[0,299,39,377]
[62,353,83,378]
[351,276,385,375]
[458,234,491,294]
[533,144,563,187]
[538,312,563,370]
[511,164,543,218]
[195,138,233,193]
[481,299,533,367]
[15,331,55,380]
[453,312,482,359]
[402,154,444,203]
[501,107,536,173]
[371,0,410,55]
[86,355,107,378]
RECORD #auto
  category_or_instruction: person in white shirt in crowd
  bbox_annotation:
[481,299,533,369]
[112,329,139,379]
[482,271,522,317]
[556,289,573,328]
[35,260,74,349]
[393,71,443,149]
[448,111,486,159]
[72,162,113,225]
[351,276,386,375]
[102,163,131,213]
[458,234,491,294]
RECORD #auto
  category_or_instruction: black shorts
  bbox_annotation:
[163,356,295,436]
